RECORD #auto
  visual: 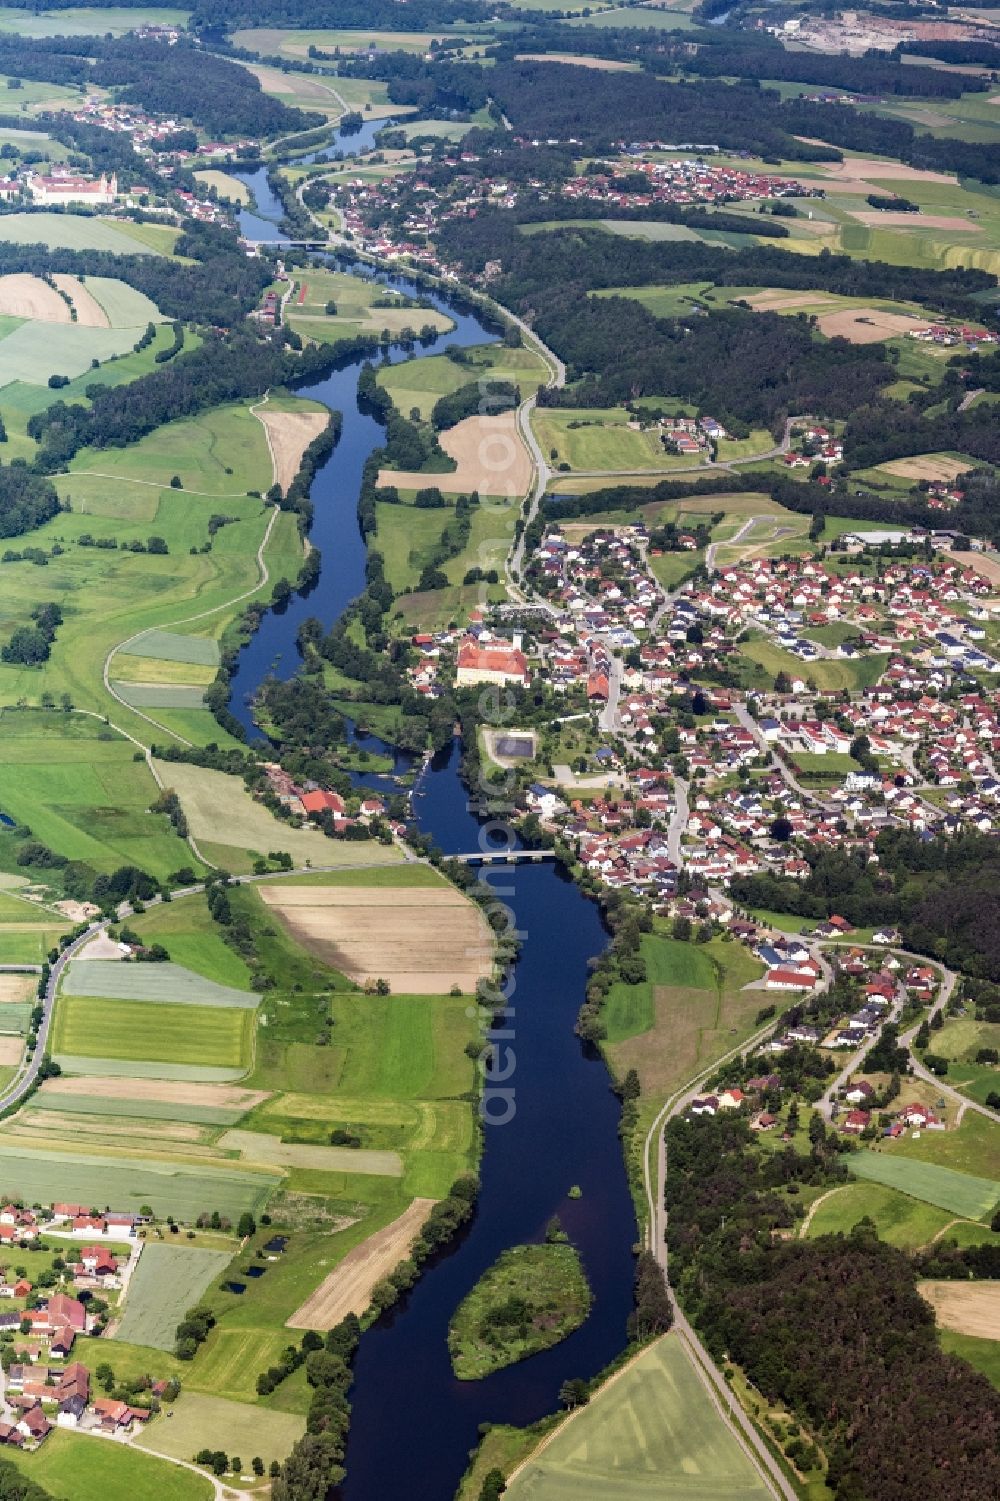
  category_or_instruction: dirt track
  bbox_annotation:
[0,273,70,322]
[256,406,329,492]
[919,1279,1000,1339]
[287,1198,436,1328]
[378,410,532,497]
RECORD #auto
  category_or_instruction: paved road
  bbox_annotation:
[643,1020,799,1501]
[0,921,101,1114]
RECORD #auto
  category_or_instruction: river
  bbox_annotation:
[230,168,637,1501]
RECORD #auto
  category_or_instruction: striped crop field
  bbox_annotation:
[62,960,259,1008]
[849,1150,999,1220]
[116,1244,234,1350]
[0,1143,278,1222]
[51,997,254,1070]
[113,683,207,710]
[126,630,221,665]
[29,1093,247,1127]
[52,1056,249,1083]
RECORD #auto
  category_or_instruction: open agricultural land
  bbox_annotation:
[502,1334,773,1501]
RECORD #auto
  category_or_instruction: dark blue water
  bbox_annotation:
[299,113,399,165]
[235,166,289,243]
[227,178,637,1501]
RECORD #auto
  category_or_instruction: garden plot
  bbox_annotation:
[257,883,492,994]
[62,958,259,1008]
[116,1243,234,1350]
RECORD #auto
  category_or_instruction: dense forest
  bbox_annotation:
[0,467,60,538]
[667,1114,1000,1501]
[0,34,316,140]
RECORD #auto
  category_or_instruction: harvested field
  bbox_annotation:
[821,158,956,186]
[257,883,492,994]
[16,1110,212,1146]
[747,291,828,311]
[951,549,1000,588]
[880,454,973,482]
[816,307,925,343]
[219,1127,402,1176]
[0,975,34,1003]
[919,1280,1000,1340]
[377,411,532,498]
[51,273,110,326]
[851,211,981,233]
[0,1037,21,1065]
[62,958,259,1008]
[0,273,67,321]
[515,51,634,69]
[287,1197,436,1328]
[40,1075,268,1111]
[192,169,250,204]
[255,404,329,492]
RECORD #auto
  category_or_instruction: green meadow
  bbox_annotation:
[62,958,259,1007]
[5,1429,211,1501]
[50,994,255,1069]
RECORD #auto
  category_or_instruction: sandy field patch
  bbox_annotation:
[52,273,110,327]
[0,976,34,1004]
[919,1280,1000,1339]
[53,899,99,922]
[287,1198,436,1328]
[748,291,831,311]
[75,932,123,961]
[822,158,956,186]
[39,1075,270,1111]
[0,1037,22,1065]
[255,405,330,492]
[0,273,69,322]
[378,410,532,498]
[817,307,926,344]
[257,884,493,995]
[851,211,981,233]
[880,455,973,482]
[516,52,635,70]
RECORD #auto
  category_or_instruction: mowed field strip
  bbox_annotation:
[919,1280,1000,1341]
[219,1127,402,1176]
[51,995,255,1070]
[849,1150,1000,1219]
[62,958,260,1007]
[505,1333,773,1500]
[287,1197,436,1328]
[116,1243,234,1350]
[257,883,493,993]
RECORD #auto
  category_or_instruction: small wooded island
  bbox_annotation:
[448,1240,592,1380]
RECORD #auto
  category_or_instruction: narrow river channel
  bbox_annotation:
[230,168,637,1501]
